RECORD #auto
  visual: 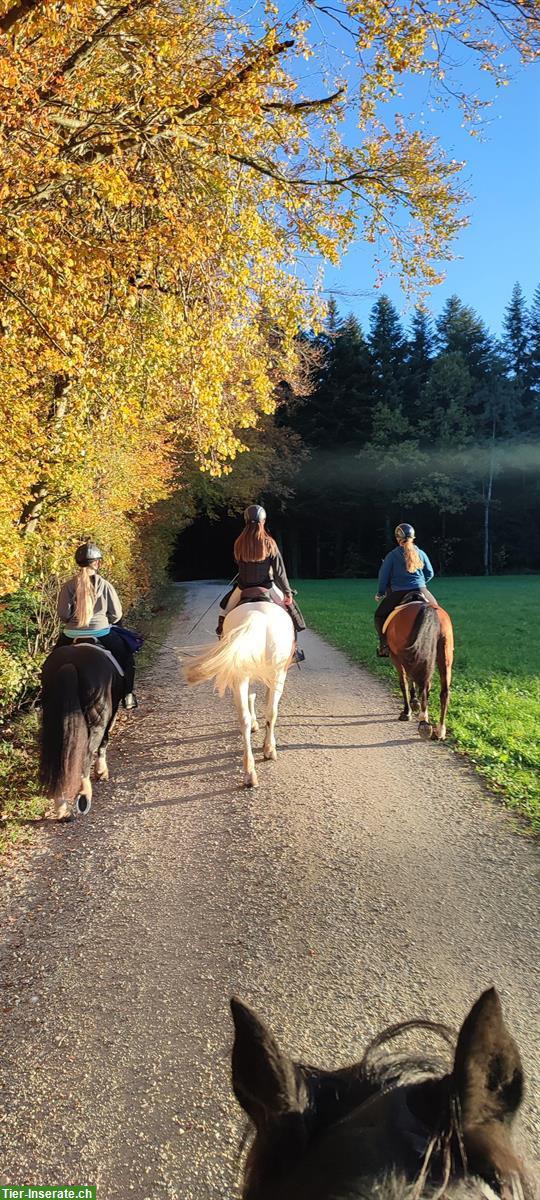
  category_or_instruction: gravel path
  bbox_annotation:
[1,581,539,1198]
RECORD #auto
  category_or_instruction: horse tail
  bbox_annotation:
[40,662,87,798]
[185,612,287,695]
[400,605,440,688]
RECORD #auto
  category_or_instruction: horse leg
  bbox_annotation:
[263,670,286,761]
[95,707,116,781]
[397,663,412,721]
[248,689,259,732]
[409,682,420,714]
[233,677,258,788]
[418,677,433,739]
[433,640,452,741]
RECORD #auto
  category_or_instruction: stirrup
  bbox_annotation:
[123,692,138,710]
[292,647,305,664]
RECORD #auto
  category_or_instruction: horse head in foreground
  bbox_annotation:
[40,643,123,819]
[384,599,454,741]
[185,601,294,787]
[231,989,535,1200]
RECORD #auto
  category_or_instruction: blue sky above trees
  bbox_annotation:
[263,2,540,336]
[321,65,540,336]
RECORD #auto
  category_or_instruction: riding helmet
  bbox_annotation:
[244,504,266,524]
[395,523,415,541]
[75,542,103,565]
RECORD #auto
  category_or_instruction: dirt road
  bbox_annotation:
[1,582,539,1197]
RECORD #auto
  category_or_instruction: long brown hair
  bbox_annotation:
[400,537,423,574]
[74,564,97,625]
[234,521,278,563]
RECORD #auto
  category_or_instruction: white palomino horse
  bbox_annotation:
[185,602,295,787]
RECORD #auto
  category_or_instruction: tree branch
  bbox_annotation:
[0,0,44,35]
[37,0,153,104]
[0,279,69,355]
[261,87,345,112]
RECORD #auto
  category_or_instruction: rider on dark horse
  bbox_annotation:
[216,504,306,663]
[374,523,437,657]
[56,542,138,708]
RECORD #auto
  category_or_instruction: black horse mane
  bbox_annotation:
[236,1018,536,1200]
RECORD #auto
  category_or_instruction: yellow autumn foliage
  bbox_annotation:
[0,0,537,620]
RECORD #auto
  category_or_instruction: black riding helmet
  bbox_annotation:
[244,504,266,524]
[395,523,415,541]
[75,542,103,566]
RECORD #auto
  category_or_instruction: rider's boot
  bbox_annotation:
[216,614,225,639]
[376,636,390,658]
[292,641,306,664]
[123,692,138,709]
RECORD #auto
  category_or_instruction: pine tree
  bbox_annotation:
[404,306,434,421]
[436,296,494,382]
[526,284,540,431]
[289,313,375,448]
[503,283,529,384]
[368,296,406,409]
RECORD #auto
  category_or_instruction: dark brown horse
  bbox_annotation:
[383,601,454,740]
[231,989,535,1200]
[40,643,123,819]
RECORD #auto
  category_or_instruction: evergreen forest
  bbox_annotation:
[272,284,540,578]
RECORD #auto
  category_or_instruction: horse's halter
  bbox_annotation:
[397,1093,520,1200]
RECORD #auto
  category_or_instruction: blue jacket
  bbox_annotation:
[378,546,434,594]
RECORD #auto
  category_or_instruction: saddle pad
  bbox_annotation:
[382,601,427,636]
[70,641,124,677]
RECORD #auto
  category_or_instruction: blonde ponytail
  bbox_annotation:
[74,566,96,626]
[402,538,423,574]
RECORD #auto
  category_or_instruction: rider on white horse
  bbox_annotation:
[217,504,305,664]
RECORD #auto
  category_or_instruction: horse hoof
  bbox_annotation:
[263,747,277,761]
[243,774,259,789]
[418,721,433,741]
[433,725,446,741]
[95,766,109,781]
[411,699,421,714]
[251,721,259,733]
[399,712,412,722]
[75,794,92,815]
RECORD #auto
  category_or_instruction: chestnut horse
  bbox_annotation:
[383,600,454,740]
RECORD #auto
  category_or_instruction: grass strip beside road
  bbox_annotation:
[298,577,540,832]
[0,584,185,855]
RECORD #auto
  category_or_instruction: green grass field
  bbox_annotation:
[298,577,540,831]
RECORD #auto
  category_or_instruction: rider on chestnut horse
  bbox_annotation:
[374,523,436,657]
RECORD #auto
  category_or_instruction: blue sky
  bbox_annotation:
[253,1,540,340]
[320,65,540,339]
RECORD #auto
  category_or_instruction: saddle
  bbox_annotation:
[237,587,307,633]
[238,586,273,604]
[63,638,124,677]
[400,591,429,606]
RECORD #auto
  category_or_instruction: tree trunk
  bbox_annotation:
[289,525,300,578]
[315,529,321,578]
[483,423,496,576]
[18,373,71,535]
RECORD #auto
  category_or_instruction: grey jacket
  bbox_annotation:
[57,572,122,630]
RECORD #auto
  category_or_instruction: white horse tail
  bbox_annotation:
[185,612,288,696]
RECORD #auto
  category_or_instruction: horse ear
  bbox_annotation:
[230,998,305,1128]
[452,988,524,1128]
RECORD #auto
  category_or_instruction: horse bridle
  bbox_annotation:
[398,1093,522,1200]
